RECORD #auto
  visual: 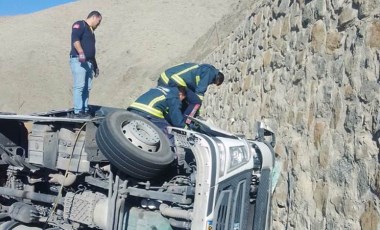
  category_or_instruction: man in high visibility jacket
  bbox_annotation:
[127,86,187,137]
[157,63,224,120]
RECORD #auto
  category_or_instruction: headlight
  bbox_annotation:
[228,146,249,171]
[217,143,226,177]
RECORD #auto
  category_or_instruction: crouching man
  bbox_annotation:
[127,86,187,139]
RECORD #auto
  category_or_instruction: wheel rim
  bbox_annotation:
[121,120,160,152]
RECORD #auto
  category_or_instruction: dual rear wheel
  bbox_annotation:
[95,111,174,180]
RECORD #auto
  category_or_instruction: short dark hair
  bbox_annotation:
[214,72,224,86]
[177,86,187,95]
[87,11,102,19]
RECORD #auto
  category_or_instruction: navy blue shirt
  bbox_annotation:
[161,63,219,100]
[70,20,96,59]
[128,87,186,128]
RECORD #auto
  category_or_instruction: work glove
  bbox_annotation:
[189,122,200,130]
[78,52,86,63]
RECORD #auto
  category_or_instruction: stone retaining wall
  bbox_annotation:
[202,0,380,228]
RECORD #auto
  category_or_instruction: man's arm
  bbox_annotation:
[73,41,84,54]
[167,98,186,128]
[92,58,99,77]
[194,65,218,100]
[73,41,86,62]
[71,21,86,62]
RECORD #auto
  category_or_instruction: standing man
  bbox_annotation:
[127,86,187,137]
[70,11,102,117]
[157,63,224,121]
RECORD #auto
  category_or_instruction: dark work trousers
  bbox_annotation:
[128,109,174,146]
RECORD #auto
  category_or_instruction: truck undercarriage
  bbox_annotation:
[0,105,276,230]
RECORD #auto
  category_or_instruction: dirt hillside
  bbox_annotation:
[0,0,250,113]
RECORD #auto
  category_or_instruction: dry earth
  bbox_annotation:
[0,0,250,113]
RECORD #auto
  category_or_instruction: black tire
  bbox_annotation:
[95,110,174,180]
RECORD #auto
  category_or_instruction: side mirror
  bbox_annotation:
[253,121,276,147]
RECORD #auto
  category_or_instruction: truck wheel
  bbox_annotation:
[95,110,174,180]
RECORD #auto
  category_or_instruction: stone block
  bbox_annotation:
[315,0,326,19]
[295,50,306,67]
[275,0,290,18]
[311,20,327,53]
[282,16,291,39]
[295,29,309,51]
[302,2,315,28]
[253,10,263,27]
[285,53,295,71]
[251,55,263,72]
[338,7,358,30]
[326,30,342,54]
[366,20,380,48]
[343,85,355,101]
[344,105,363,133]
[314,121,326,149]
[359,201,379,230]
[330,56,344,86]
[242,76,251,92]
[356,0,379,19]
[331,0,345,11]
[330,91,343,129]
[313,180,328,215]
[374,170,380,198]
[262,49,272,67]
[271,18,283,40]
[358,80,379,104]
[262,71,274,92]
[293,68,304,85]
[329,157,355,187]
[271,51,285,69]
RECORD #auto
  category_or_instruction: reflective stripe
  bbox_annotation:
[148,95,165,107]
[156,87,168,95]
[195,75,200,85]
[160,72,170,84]
[160,64,199,87]
[176,64,199,75]
[129,102,164,118]
[171,74,187,86]
[197,94,204,101]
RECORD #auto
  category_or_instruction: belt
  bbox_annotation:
[69,56,95,63]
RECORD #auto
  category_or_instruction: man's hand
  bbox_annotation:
[78,52,86,63]
[189,122,200,130]
[94,67,100,78]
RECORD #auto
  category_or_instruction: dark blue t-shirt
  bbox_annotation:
[70,20,96,59]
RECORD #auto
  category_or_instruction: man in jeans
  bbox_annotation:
[69,11,102,118]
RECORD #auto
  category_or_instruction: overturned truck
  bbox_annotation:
[0,106,276,230]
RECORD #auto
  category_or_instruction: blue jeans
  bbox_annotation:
[70,58,93,114]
